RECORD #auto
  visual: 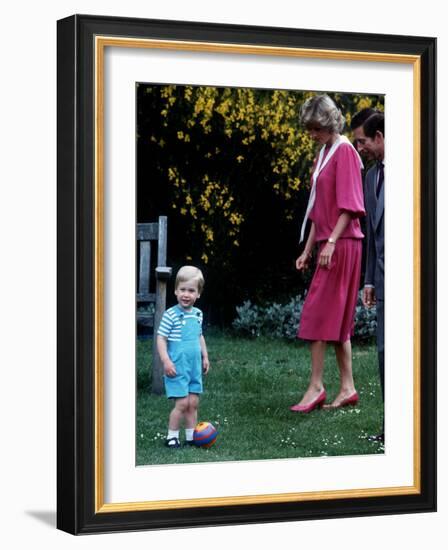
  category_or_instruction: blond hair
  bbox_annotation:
[175,265,205,293]
[300,94,345,133]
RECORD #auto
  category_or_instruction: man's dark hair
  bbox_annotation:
[351,108,377,130]
[363,112,385,138]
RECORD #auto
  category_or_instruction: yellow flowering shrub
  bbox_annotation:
[138,84,384,272]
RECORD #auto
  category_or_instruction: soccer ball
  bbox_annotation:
[193,421,218,448]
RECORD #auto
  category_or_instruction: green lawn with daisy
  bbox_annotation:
[136,330,383,466]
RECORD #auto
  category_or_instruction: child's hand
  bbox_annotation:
[202,356,210,375]
[163,360,177,377]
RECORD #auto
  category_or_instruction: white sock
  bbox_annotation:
[185,429,194,441]
[167,430,179,440]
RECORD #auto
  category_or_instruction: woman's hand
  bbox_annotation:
[318,242,335,268]
[296,252,310,271]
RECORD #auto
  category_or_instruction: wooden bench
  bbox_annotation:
[137,216,172,394]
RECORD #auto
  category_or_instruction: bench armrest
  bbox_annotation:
[155,266,172,280]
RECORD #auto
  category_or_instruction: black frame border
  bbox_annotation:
[57,14,436,535]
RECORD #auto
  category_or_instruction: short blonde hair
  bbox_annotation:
[300,94,345,134]
[175,265,205,293]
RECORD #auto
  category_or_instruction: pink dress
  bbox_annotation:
[298,143,365,343]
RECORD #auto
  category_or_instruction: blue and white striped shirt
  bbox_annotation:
[157,305,203,342]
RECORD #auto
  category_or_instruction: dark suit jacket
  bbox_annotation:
[364,163,384,300]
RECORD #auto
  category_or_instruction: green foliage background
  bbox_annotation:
[137,85,384,325]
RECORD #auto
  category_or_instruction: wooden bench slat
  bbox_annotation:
[136,312,154,327]
[137,216,172,395]
[137,292,156,303]
[137,223,159,240]
[139,241,151,293]
[157,216,168,266]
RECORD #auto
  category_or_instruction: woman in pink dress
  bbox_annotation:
[290,94,365,413]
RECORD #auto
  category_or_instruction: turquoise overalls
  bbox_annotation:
[164,306,203,398]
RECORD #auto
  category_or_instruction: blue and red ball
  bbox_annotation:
[193,421,218,448]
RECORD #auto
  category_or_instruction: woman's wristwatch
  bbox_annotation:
[328,237,337,245]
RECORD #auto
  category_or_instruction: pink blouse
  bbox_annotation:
[308,142,365,242]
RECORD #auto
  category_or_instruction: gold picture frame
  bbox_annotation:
[57,15,436,534]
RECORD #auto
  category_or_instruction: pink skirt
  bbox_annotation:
[298,239,362,343]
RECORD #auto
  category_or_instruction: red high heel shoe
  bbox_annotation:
[290,389,326,413]
[323,391,359,410]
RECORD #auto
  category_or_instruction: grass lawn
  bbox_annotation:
[136,330,384,465]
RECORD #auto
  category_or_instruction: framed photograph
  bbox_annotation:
[57,14,436,534]
[134,83,386,468]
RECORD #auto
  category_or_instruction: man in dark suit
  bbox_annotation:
[353,112,385,443]
[351,108,378,272]
[351,108,376,155]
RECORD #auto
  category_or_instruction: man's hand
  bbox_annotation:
[362,286,376,308]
